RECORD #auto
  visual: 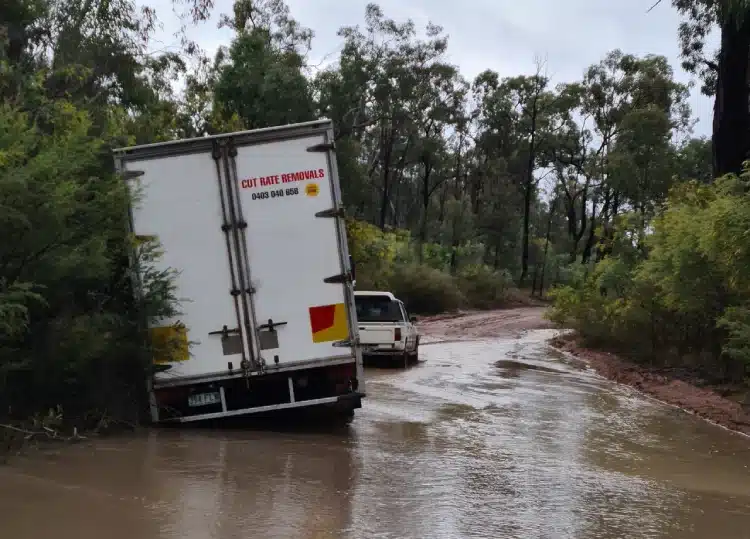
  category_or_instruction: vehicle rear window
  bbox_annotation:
[355,295,404,322]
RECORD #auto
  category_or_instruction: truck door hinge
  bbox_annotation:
[226,138,238,157]
[152,363,173,373]
[122,170,144,180]
[306,142,335,153]
[258,318,288,331]
[315,207,345,219]
[208,325,240,339]
[323,272,353,284]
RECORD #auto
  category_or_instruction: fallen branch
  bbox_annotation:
[0,423,86,442]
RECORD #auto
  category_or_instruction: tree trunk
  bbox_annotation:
[713,12,750,177]
[378,125,394,230]
[581,204,597,264]
[520,178,533,286]
[418,160,434,262]
[520,97,539,287]
[539,197,557,296]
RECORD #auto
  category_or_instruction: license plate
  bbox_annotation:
[188,391,221,407]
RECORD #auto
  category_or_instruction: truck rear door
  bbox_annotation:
[122,148,250,382]
[230,127,355,367]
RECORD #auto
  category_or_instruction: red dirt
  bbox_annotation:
[551,333,750,436]
[417,307,555,339]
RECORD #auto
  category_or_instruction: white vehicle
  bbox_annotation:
[114,119,365,423]
[354,291,420,366]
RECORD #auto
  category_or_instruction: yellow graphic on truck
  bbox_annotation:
[150,324,189,363]
[305,183,319,197]
[308,303,348,343]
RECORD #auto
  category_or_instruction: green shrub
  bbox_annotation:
[345,218,525,314]
[456,264,513,309]
[717,307,750,377]
[387,263,465,315]
[0,103,180,427]
[346,218,398,289]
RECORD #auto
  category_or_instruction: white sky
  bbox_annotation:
[148,0,717,137]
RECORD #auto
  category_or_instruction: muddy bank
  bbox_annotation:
[551,333,750,437]
[417,306,554,339]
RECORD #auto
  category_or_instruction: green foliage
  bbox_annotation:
[0,280,44,340]
[550,168,750,383]
[213,28,314,129]
[389,264,465,315]
[456,265,513,309]
[717,307,750,369]
[346,218,519,313]
[0,98,178,426]
[345,218,398,289]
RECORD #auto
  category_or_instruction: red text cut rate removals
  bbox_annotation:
[241,168,325,189]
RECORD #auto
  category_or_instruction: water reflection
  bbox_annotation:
[146,429,356,539]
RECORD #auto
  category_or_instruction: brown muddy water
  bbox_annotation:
[2,329,750,539]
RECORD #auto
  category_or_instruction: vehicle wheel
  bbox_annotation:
[410,345,419,364]
[402,351,409,369]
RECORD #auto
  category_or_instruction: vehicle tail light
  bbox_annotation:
[327,363,355,383]
[327,363,356,394]
[154,386,190,406]
[394,328,401,341]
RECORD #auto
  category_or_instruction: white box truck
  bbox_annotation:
[114,119,365,423]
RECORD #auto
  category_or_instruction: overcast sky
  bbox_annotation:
[149,0,717,137]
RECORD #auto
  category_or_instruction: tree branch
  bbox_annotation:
[1,423,85,442]
[647,1,663,14]
[702,58,719,71]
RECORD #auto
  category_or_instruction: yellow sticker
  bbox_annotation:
[150,324,189,363]
[305,183,319,197]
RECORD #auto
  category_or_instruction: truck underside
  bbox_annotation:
[152,361,363,423]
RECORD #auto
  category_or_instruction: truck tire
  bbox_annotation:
[341,407,355,423]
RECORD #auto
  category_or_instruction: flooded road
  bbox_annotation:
[2,322,750,538]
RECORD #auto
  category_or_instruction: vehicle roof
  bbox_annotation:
[354,291,398,300]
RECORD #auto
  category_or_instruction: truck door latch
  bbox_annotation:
[208,325,240,339]
[258,318,288,331]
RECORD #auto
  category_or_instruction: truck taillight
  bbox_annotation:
[394,328,401,341]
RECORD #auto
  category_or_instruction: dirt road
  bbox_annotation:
[417,306,555,339]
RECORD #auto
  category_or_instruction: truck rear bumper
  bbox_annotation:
[165,391,365,423]
[150,360,363,423]
[362,347,406,356]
